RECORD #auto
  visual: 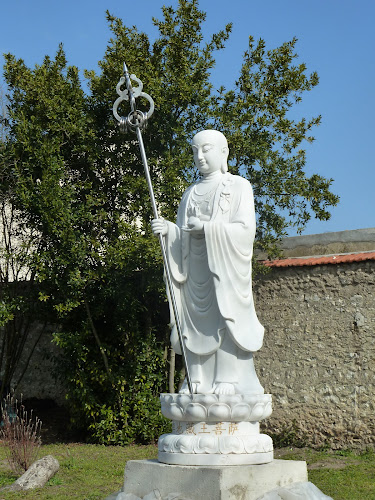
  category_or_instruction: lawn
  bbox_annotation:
[0,444,374,499]
[277,447,375,500]
[0,443,157,499]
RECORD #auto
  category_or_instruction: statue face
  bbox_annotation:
[192,130,228,175]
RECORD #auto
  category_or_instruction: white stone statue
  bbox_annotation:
[152,129,264,396]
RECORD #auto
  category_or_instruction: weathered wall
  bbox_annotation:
[253,260,375,449]
[7,226,375,450]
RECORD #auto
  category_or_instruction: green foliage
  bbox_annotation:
[0,0,339,443]
[267,419,308,448]
[54,332,170,444]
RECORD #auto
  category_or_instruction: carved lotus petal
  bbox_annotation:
[160,401,170,419]
[263,401,273,419]
[207,403,231,421]
[217,394,242,406]
[249,403,265,421]
[243,395,262,407]
[259,434,273,452]
[231,403,251,421]
[219,436,244,454]
[159,434,180,453]
[157,433,167,451]
[243,435,259,454]
[176,394,193,409]
[195,436,219,454]
[161,393,175,405]
[164,403,184,420]
[184,402,207,420]
[177,435,194,454]
[194,394,218,409]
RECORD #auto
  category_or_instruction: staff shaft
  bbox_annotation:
[135,128,193,395]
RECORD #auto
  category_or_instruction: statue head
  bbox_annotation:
[191,130,229,175]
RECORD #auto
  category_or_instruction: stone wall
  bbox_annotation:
[253,259,375,449]
[9,324,67,406]
[6,226,375,450]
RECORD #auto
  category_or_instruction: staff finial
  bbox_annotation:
[112,62,154,133]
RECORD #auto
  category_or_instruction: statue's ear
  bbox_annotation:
[221,147,229,173]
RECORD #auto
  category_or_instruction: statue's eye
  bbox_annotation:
[202,145,212,153]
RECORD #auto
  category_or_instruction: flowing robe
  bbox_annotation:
[164,172,264,357]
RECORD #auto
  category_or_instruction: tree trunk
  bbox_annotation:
[168,347,175,393]
[84,299,111,380]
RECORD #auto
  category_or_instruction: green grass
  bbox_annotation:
[276,448,375,500]
[0,444,374,499]
[0,443,158,499]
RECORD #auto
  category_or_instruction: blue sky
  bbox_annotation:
[1,0,374,236]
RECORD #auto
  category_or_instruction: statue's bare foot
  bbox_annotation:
[213,383,235,395]
[179,381,199,394]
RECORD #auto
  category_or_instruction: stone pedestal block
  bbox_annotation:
[122,459,308,500]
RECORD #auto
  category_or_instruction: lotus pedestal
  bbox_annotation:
[158,393,273,466]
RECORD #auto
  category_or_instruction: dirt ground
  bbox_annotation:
[274,446,363,470]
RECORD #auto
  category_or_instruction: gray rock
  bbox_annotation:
[116,493,141,500]
[143,489,162,500]
[5,455,59,491]
[256,481,333,500]
[163,494,191,500]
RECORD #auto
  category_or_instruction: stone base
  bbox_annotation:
[158,450,273,466]
[123,459,308,500]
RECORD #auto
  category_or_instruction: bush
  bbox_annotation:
[0,394,42,474]
[54,331,171,445]
[267,419,308,449]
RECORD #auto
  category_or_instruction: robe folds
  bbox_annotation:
[164,172,264,356]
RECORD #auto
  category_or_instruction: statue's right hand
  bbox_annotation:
[151,218,168,236]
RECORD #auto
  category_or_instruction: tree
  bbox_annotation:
[213,37,338,254]
[1,0,338,442]
[0,85,50,398]
[1,47,172,443]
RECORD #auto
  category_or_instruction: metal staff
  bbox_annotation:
[113,63,193,395]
